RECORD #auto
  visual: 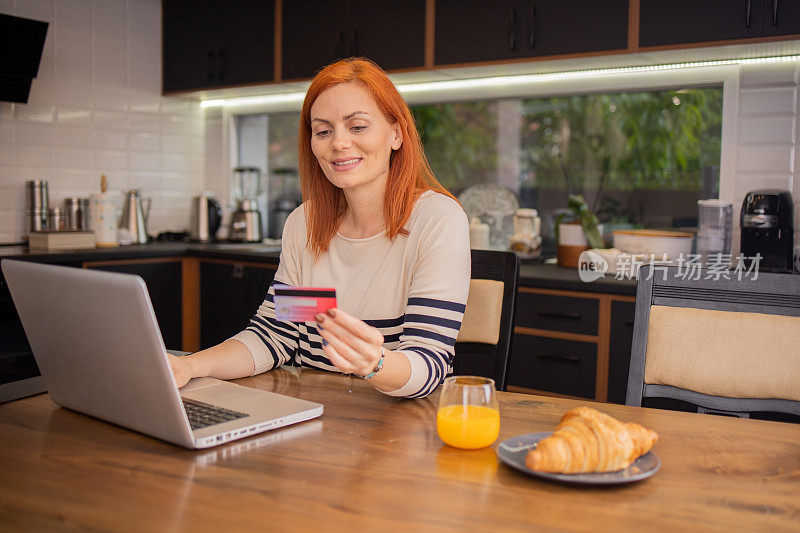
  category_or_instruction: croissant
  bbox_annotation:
[525,406,658,474]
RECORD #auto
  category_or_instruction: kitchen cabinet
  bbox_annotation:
[199,260,277,349]
[434,0,629,66]
[162,0,275,92]
[83,259,183,350]
[508,286,635,402]
[638,0,800,47]
[281,0,425,81]
[762,0,800,36]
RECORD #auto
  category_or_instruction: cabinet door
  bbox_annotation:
[199,262,277,349]
[163,0,274,92]
[216,0,275,87]
[639,0,763,47]
[86,261,182,350]
[524,0,628,57]
[762,0,800,36]
[435,0,523,65]
[509,335,597,398]
[349,0,425,71]
[607,300,636,404]
[163,0,217,91]
[282,0,350,81]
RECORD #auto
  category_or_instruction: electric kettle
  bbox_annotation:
[120,189,151,244]
[190,194,222,242]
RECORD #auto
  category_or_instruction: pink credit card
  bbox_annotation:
[274,286,337,322]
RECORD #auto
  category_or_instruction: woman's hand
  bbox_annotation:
[315,308,383,376]
[168,353,194,388]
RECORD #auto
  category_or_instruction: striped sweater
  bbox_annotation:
[231,191,471,398]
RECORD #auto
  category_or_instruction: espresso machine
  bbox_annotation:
[229,167,264,242]
[740,190,794,272]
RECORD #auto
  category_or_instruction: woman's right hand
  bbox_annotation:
[168,353,194,388]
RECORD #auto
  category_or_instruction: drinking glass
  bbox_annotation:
[437,376,500,449]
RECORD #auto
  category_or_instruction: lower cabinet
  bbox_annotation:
[199,260,277,349]
[508,286,635,402]
[84,259,183,350]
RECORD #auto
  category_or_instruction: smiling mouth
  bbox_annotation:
[332,158,362,166]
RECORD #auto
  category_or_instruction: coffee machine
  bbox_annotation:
[740,190,794,272]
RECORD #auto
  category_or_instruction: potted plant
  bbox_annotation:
[556,194,604,268]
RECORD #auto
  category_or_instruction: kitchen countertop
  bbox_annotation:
[0,243,637,295]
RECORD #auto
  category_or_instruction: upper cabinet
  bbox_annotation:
[281,0,426,81]
[163,0,275,92]
[639,0,800,47]
[762,0,800,36]
[434,0,629,66]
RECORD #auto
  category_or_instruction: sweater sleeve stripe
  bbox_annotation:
[407,297,466,313]
[403,313,462,331]
[403,327,458,347]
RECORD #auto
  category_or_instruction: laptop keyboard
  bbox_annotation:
[182,398,250,431]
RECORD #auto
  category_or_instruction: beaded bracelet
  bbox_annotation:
[361,347,385,379]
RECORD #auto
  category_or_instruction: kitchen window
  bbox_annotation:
[237,86,723,250]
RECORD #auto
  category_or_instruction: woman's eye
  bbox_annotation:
[314,129,331,138]
[351,125,366,133]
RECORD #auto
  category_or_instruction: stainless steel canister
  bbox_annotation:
[63,197,89,230]
[25,180,49,210]
[25,180,50,233]
[48,207,66,231]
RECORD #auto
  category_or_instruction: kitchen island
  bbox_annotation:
[0,368,798,531]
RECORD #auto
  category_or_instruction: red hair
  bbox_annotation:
[298,57,455,258]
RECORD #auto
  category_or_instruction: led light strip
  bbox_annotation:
[200,54,800,109]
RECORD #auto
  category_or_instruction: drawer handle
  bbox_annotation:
[537,310,582,320]
[231,264,244,279]
[536,353,580,363]
[528,5,536,49]
[509,8,518,51]
[625,320,635,327]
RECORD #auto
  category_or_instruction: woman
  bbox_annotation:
[170,58,470,398]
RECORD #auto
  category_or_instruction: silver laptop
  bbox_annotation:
[1,259,323,449]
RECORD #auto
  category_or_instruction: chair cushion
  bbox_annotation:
[456,279,505,345]
[644,305,800,402]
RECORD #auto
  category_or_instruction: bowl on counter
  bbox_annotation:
[612,229,694,261]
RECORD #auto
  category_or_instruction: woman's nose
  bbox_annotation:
[332,130,352,150]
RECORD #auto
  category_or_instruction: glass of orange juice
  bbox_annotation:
[437,376,500,449]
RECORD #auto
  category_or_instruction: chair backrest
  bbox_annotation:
[626,265,800,417]
[453,250,519,391]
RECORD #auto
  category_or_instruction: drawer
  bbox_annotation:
[515,291,599,335]
[508,335,597,399]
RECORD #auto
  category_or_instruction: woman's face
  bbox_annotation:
[309,82,402,196]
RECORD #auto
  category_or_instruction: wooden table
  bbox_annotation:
[1,368,799,532]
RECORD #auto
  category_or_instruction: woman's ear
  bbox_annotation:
[391,123,403,151]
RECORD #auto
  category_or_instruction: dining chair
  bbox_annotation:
[626,264,800,419]
[452,249,519,391]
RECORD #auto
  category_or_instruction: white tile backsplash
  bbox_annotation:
[739,87,798,117]
[738,116,796,145]
[736,145,795,174]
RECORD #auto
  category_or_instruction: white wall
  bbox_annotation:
[734,62,799,252]
[0,0,216,243]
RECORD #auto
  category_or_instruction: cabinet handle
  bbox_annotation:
[218,48,226,82]
[537,310,582,320]
[536,353,580,363]
[231,263,244,279]
[509,8,518,50]
[773,0,779,24]
[206,50,216,82]
[625,320,635,327]
[528,5,536,49]
[745,0,752,28]
[352,29,359,57]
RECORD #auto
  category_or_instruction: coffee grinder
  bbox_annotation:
[740,189,794,272]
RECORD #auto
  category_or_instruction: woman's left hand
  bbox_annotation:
[315,308,383,376]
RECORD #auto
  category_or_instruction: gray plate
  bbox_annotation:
[496,431,660,485]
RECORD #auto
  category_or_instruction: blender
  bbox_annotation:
[229,167,264,242]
